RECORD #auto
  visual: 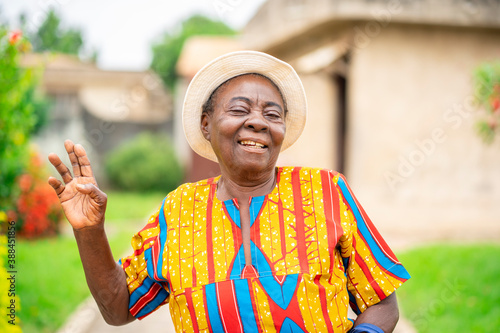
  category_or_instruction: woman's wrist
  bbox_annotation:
[349,323,385,333]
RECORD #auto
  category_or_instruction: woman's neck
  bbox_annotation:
[216,168,277,202]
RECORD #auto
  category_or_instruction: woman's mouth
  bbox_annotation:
[239,140,267,149]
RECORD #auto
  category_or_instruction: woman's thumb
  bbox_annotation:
[76,184,107,203]
[76,183,93,194]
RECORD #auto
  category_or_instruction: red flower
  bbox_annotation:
[13,149,64,238]
[491,97,500,112]
[8,30,22,45]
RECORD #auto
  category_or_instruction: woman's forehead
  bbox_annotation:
[216,74,285,103]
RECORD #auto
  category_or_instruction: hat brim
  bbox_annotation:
[182,50,307,163]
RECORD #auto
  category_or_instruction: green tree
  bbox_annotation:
[29,9,83,55]
[150,14,235,89]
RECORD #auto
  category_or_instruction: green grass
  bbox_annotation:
[104,190,165,222]
[17,237,88,333]
[104,191,165,256]
[17,191,165,333]
[397,243,500,333]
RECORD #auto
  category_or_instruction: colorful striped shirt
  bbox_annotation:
[119,167,410,332]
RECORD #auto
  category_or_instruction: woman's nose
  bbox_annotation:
[245,111,268,131]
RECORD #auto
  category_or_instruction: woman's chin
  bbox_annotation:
[226,159,276,176]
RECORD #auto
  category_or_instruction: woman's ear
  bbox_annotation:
[201,113,211,141]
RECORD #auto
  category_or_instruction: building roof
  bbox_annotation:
[243,0,500,54]
[21,53,171,124]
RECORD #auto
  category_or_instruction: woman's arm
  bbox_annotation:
[48,140,135,325]
[352,292,399,333]
[73,224,135,325]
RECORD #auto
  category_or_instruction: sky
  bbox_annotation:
[0,0,267,70]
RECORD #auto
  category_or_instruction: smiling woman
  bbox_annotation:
[48,51,410,333]
[201,74,286,183]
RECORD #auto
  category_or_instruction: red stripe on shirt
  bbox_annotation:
[314,275,335,333]
[202,285,215,333]
[352,238,386,300]
[206,179,216,283]
[291,167,309,273]
[217,281,244,333]
[130,282,162,316]
[139,214,159,233]
[184,288,200,332]
[249,196,266,251]
[320,169,343,272]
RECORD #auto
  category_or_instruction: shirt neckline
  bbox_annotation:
[211,166,282,207]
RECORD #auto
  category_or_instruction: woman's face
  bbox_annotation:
[201,74,286,177]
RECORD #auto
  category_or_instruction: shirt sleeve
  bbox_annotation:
[335,173,410,315]
[118,197,170,319]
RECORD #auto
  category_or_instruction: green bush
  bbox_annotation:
[105,133,183,192]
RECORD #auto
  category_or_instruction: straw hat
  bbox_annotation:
[182,50,307,162]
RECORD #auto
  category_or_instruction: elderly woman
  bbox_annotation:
[49,51,409,333]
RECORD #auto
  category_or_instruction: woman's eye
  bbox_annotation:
[230,109,247,114]
[265,111,282,119]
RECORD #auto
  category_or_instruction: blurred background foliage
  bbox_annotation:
[150,14,235,89]
[21,8,96,61]
[474,62,500,143]
[13,149,63,239]
[0,27,45,213]
[105,133,183,192]
[0,26,44,332]
[24,9,82,55]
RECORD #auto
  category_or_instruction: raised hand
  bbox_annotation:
[48,140,107,230]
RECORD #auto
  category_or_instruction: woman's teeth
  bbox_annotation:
[240,140,265,148]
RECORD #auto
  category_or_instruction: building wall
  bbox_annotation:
[28,55,173,187]
[347,24,500,242]
[277,72,339,170]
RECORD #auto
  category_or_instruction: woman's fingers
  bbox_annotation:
[48,153,73,184]
[48,176,65,195]
[74,144,94,179]
[65,139,82,178]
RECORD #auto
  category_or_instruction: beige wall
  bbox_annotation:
[277,73,339,170]
[347,24,500,241]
